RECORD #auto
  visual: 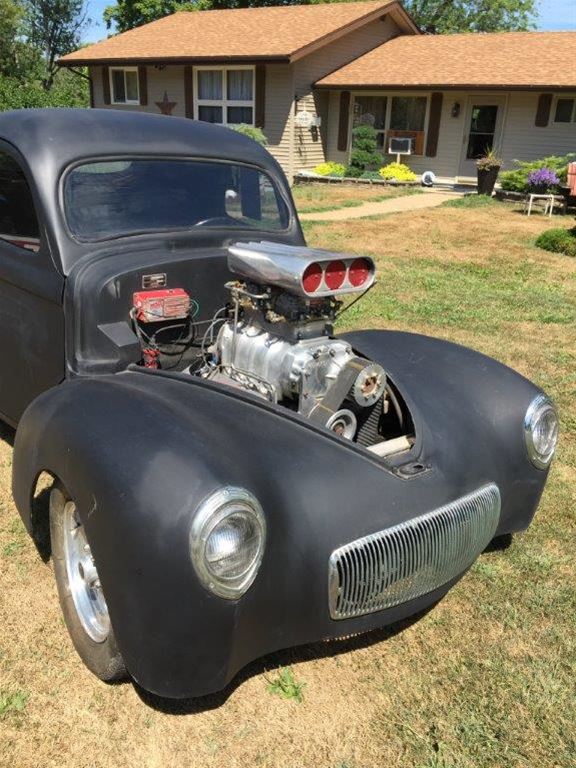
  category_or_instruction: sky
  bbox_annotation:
[83,0,576,42]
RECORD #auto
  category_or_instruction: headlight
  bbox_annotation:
[524,394,558,469]
[190,488,266,599]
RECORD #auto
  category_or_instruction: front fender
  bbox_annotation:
[11,331,550,697]
[341,330,550,533]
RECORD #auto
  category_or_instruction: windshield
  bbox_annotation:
[64,159,290,241]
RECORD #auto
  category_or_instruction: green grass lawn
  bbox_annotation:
[292,181,421,213]
[0,201,574,768]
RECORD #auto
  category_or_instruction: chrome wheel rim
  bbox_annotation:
[62,501,110,643]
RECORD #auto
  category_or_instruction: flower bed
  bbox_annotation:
[295,171,419,187]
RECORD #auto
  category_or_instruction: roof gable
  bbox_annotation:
[60,1,418,66]
[316,31,576,89]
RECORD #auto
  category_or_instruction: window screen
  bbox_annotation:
[390,97,427,131]
[554,98,575,123]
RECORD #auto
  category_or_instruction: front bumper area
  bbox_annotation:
[329,483,501,620]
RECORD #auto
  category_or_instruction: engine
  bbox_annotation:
[130,241,413,456]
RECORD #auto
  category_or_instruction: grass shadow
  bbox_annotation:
[133,603,438,715]
[0,419,15,448]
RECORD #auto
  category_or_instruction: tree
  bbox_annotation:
[103,0,538,34]
[402,0,537,33]
[22,0,89,89]
[104,0,195,33]
[0,0,23,76]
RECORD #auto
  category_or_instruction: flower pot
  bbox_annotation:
[477,165,500,196]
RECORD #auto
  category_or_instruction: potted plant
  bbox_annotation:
[476,149,502,196]
[527,167,560,194]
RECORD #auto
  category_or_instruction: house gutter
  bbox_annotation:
[57,55,291,68]
[313,83,576,92]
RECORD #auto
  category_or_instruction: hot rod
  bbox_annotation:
[0,109,558,698]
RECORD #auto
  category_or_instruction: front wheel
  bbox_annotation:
[50,484,127,682]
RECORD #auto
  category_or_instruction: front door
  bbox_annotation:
[459,97,507,180]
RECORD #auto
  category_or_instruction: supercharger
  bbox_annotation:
[206,242,388,441]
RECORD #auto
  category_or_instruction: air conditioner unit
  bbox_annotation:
[388,137,412,155]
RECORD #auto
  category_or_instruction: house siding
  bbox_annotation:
[325,89,576,182]
[500,91,576,165]
[91,65,187,116]
[262,64,294,178]
[293,14,401,171]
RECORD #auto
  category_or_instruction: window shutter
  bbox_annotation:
[102,66,111,105]
[184,65,194,118]
[255,64,266,128]
[535,93,552,127]
[337,91,351,152]
[138,66,148,106]
[425,92,443,157]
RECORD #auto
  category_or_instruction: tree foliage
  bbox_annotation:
[22,0,89,88]
[103,0,539,35]
[403,0,537,33]
[0,0,90,110]
[104,0,194,33]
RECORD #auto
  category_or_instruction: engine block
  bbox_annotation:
[217,318,354,415]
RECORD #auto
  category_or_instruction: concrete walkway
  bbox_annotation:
[298,190,461,222]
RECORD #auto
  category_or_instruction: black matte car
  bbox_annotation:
[0,109,558,699]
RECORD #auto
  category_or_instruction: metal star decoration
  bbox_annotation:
[156,91,178,116]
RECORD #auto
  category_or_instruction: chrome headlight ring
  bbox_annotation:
[190,487,266,599]
[524,394,559,470]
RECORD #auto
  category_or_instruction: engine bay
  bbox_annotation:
[129,242,414,458]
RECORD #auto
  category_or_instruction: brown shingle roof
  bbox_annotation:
[316,31,576,89]
[60,1,411,66]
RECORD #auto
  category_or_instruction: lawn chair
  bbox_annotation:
[560,162,576,210]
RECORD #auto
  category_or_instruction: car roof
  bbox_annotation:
[0,108,274,170]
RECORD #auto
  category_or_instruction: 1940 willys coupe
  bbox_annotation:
[0,109,558,699]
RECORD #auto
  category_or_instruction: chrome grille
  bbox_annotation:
[328,484,501,620]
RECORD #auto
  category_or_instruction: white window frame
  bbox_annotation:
[553,95,576,124]
[109,67,140,106]
[350,92,431,156]
[194,66,255,127]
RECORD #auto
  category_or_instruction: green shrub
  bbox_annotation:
[346,125,382,178]
[379,162,417,182]
[312,161,346,177]
[500,154,575,193]
[359,170,382,180]
[231,124,268,145]
[535,227,576,257]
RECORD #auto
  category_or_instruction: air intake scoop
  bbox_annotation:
[228,241,376,298]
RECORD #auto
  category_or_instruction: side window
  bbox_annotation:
[0,152,41,252]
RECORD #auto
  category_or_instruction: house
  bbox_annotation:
[59,0,576,184]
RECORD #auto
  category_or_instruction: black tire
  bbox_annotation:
[50,483,127,682]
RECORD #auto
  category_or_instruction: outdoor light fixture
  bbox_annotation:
[452,102,461,118]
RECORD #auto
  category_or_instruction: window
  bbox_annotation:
[390,97,427,132]
[466,104,499,159]
[0,152,40,251]
[110,68,140,105]
[353,96,387,149]
[64,159,289,241]
[554,98,575,123]
[351,94,428,156]
[195,67,254,126]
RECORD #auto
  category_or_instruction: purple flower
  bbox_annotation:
[527,168,560,191]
